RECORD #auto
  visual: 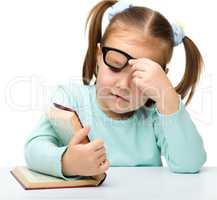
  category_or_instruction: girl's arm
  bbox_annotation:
[24,85,78,180]
[24,115,71,179]
[153,96,207,173]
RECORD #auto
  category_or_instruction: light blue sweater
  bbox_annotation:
[24,82,207,180]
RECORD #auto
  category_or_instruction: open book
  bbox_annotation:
[11,103,107,190]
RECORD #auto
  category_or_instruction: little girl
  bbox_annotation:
[24,0,206,179]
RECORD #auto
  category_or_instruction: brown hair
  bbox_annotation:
[82,0,204,106]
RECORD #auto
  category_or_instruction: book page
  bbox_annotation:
[19,167,93,183]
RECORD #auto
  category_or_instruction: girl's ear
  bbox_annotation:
[95,43,101,75]
[97,42,101,49]
[96,43,101,63]
[165,67,169,74]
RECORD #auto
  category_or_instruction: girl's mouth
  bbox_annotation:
[112,94,129,102]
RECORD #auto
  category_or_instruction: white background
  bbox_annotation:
[0,0,216,167]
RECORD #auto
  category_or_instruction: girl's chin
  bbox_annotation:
[108,104,134,114]
[108,100,143,113]
[106,107,135,120]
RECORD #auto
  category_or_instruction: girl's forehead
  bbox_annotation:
[104,31,166,64]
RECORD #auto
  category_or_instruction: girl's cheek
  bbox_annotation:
[101,68,118,85]
[97,67,117,95]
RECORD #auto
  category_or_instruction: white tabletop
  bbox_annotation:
[1,166,216,200]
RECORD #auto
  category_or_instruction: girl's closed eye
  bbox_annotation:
[107,55,126,68]
[106,58,126,73]
[109,58,124,67]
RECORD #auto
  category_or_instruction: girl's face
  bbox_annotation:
[96,31,164,119]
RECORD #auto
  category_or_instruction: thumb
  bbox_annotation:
[70,126,89,146]
[128,59,139,65]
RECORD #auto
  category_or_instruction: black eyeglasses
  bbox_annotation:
[101,46,135,72]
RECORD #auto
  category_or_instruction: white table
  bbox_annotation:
[1,167,216,200]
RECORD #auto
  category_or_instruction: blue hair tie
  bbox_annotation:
[171,23,185,46]
[107,0,133,21]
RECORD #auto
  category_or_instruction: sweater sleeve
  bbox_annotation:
[153,96,207,173]
[24,85,80,180]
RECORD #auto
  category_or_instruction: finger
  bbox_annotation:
[95,147,105,157]
[130,57,159,66]
[132,70,146,79]
[129,58,150,65]
[128,59,138,65]
[98,159,110,173]
[70,126,89,146]
[97,154,106,166]
[88,139,104,151]
[131,76,146,91]
[131,63,149,74]
[130,59,144,65]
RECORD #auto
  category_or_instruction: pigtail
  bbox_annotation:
[82,0,117,85]
[175,36,204,105]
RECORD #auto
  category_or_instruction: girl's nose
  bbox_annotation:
[115,70,131,90]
